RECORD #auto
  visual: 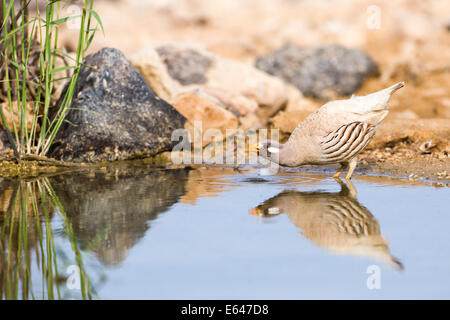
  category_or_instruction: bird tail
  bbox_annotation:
[350,81,405,114]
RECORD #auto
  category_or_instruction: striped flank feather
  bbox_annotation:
[320,121,376,163]
[325,198,377,237]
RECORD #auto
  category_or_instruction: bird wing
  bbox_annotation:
[286,82,403,165]
[319,121,376,163]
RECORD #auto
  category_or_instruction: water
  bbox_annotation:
[0,165,449,299]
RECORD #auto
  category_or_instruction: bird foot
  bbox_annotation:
[333,176,357,198]
[333,167,344,178]
[332,171,342,178]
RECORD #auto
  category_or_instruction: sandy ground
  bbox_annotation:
[57,0,450,120]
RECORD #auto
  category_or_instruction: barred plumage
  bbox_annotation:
[320,121,376,163]
[250,183,403,269]
[252,82,405,180]
[326,198,374,236]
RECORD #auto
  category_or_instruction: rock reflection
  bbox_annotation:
[0,166,190,299]
[250,180,403,269]
[49,167,190,265]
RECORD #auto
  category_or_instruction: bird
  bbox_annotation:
[250,82,405,180]
[249,179,403,270]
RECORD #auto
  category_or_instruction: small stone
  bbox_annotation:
[419,140,435,153]
[170,91,239,146]
[156,46,212,85]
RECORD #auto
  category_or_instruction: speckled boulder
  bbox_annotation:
[255,44,379,100]
[49,48,187,162]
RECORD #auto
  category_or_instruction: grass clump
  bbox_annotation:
[0,0,103,159]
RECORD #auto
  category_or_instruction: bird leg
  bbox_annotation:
[333,162,348,178]
[334,176,357,199]
[345,157,358,180]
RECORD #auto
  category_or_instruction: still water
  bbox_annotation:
[0,165,449,299]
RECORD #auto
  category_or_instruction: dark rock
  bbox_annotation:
[49,48,186,162]
[0,127,12,154]
[49,167,189,265]
[255,44,379,100]
[156,45,213,85]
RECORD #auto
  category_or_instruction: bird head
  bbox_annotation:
[249,205,281,217]
[249,140,281,163]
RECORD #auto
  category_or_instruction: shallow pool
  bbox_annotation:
[0,165,449,299]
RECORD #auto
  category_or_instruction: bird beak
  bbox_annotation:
[249,208,261,216]
[249,144,260,153]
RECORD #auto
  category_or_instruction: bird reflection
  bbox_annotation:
[250,179,403,270]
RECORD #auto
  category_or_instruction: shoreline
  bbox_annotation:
[1,149,448,186]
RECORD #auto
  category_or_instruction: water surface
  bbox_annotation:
[0,165,449,299]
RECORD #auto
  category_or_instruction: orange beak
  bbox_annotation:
[249,208,261,216]
[248,144,260,153]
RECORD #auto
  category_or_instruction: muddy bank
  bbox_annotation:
[0,152,178,179]
[268,153,449,186]
[0,131,448,185]
[357,119,450,184]
[357,150,449,185]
